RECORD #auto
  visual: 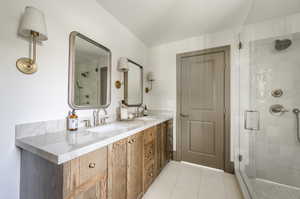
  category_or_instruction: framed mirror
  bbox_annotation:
[68,31,111,109]
[124,59,143,107]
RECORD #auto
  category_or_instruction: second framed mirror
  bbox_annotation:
[124,59,143,107]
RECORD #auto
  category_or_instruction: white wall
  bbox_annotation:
[0,0,148,198]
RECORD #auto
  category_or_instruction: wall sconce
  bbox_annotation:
[117,57,129,72]
[17,6,48,74]
[115,57,129,89]
[145,72,155,93]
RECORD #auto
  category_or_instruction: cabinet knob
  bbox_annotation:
[89,162,96,168]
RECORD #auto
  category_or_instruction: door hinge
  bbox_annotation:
[239,42,243,50]
[238,154,243,162]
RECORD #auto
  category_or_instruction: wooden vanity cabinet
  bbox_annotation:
[127,132,144,199]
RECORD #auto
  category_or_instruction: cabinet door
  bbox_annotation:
[155,124,162,175]
[63,147,108,199]
[167,120,173,161]
[73,177,107,199]
[108,139,127,199]
[161,122,168,168]
[127,133,143,199]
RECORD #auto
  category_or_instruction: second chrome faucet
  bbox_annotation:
[93,108,109,126]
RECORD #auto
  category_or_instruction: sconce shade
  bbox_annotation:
[19,6,48,41]
[118,57,129,72]
[147,72,155,81]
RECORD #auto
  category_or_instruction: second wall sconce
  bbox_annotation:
[17,6,48,74]
[115,57,129,89]
[117,57,129,72]
[145,72,155,93]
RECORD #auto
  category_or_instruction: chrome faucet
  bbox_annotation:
[93,110,99,126]
[93,108,109,126]
[100,108,109,124]
[135,106,145,117]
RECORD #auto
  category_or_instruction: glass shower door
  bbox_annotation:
[239,33,300,199]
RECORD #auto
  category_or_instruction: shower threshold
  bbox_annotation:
[251,178,300,199]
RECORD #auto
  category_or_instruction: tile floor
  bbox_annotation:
[143,161,243,199]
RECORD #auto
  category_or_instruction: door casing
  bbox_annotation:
[176,45,233,173]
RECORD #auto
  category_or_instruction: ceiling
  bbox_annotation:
[96,0,300,46]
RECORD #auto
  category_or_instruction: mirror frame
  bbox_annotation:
[123,59,143,107]
[68,31,112,110]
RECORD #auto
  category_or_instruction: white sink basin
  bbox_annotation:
[135,116,157,121]
[87,123,125,133]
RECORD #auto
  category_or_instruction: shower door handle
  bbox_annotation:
[180,113,189,118]
[293,108,300,143]
[244,110,260,131]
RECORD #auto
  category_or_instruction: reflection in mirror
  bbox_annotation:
[68,32,111,109]
[124,59,143,106]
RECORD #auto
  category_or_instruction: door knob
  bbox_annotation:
[180,113,189,118]
[89,163,96,168]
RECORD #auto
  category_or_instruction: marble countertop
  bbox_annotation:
[16,115,173,165]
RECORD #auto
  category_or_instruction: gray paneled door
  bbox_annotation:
[179,51,226,170]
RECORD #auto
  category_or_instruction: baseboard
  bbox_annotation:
[226,161,235,174]
[172,151,177,161]
[172,150,234,174]
[181,161,224,172]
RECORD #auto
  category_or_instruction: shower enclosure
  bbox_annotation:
[237,1,300,198]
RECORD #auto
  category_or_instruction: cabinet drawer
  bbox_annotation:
[144,163,155,191]
[79,147,108,185]
[144,142,154,162]
[143,127,156,144]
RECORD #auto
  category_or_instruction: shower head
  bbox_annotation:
[81,71,89,78]
[275,39,292,51]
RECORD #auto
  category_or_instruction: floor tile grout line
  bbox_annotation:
[197,168,203,199]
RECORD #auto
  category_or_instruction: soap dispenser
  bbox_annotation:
[144,105,148,116]
[67,110,78,131]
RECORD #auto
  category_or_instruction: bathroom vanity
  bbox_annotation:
[16,116,173,199]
